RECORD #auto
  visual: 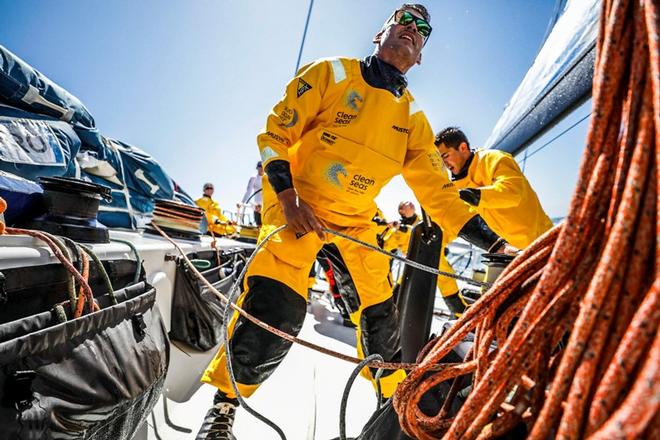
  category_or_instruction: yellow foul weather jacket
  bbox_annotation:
[195,196,237,236]
[448,149,553,249]
[257,57,473,237]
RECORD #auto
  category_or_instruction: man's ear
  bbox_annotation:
[416,52,422,65]
[373,30,383,44]
[460,142,470,153]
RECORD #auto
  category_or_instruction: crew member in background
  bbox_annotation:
[237,161,264,226]
[196,6,512,438]
[377,201,421,300]
[380,200,419,254]
[195,182,237,236]
[434,126,553,316]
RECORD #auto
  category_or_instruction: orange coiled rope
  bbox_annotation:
[0,196,6,235]
[393,0,659,438]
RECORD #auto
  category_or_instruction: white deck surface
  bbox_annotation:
[142,289,457,440]
[146,295,378,440]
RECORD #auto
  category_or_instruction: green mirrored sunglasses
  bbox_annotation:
[394,10,432,38]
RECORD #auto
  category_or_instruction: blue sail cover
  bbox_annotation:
[0,45,95,132]
[0,104,80,180]
[79,136,179,228]
[0,171,43,225]
[0,45,194,229]
[484,0,600,155]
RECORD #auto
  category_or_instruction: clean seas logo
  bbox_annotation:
[324,162,348,187]
[335,111,357,126]
[334,90,363,126]
[345,90,363,112]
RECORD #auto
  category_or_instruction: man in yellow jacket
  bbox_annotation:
[435,127,553,316]
[195,183,237,236]
[197,6,510,437]
[382,201,420,254]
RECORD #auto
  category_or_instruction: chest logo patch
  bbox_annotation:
[297,78,312,98]
[345,90,364,112]
[325,162,348,187]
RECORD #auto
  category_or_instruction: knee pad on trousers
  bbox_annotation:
[230,276,307,385]
[360,297,401,377]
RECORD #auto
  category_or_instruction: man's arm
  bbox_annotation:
[258,60,332,239]
[467,153,524,209]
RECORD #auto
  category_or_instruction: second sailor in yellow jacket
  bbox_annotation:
[195,183,237,236]
[435,127,553,315]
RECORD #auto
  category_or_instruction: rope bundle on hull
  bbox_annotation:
[393,0,659,438]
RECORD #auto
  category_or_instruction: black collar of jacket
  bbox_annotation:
[401,213,418,225]
[451,152,476,181]
[360,55,408,97]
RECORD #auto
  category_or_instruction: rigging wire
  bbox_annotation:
[294,0,315,74]
[523,112,592,161]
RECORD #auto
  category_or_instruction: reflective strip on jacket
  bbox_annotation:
[257,57,473,238]
[449,149,553,248]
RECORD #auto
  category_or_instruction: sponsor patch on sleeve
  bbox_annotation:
[427,151,443,171]
[297,78,312,97]
[277,107,298,128]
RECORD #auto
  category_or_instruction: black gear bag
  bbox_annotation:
[0,281,169,440]
[169,249,246,351]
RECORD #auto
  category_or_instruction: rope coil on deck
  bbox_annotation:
[392,0,660,438]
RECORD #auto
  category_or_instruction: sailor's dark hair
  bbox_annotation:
[435,127,470,149]
[401,3,431,23]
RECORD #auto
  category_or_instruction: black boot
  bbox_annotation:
[195,391,239,440]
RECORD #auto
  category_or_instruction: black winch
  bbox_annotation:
[481,252,516,285]
[24,176,112,243]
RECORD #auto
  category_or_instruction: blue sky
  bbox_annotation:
[0,0,587,219]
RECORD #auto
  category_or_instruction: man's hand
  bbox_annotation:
[499,243,519,256]
[277,188,325,240]
[489,237,519,256]
[459,188,481,206]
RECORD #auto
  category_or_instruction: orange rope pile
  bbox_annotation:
[393,0,659,438]
[0,196,6,235]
